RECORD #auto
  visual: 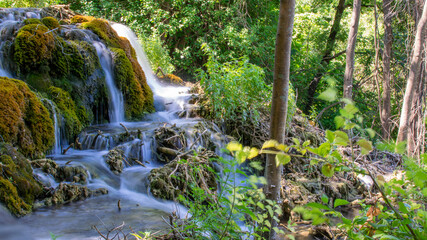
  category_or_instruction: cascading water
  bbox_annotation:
[0,9,229,239]
[111,23,192,115]
[44,100,62,154]
[93,41,125,123]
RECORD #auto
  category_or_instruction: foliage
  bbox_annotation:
[167,148,284,239]
[198,56,271,122]
[0,0,60,8]
[140,33,175,76]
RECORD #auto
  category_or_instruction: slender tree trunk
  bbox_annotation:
[304,0,346,113]
[381,0,393,140]
[263,0,295,239]
[343,0,362,100]
[397,0,427,149]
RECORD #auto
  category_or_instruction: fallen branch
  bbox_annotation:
[62,143,74,155]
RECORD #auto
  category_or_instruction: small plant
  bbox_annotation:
[140,32,175,75]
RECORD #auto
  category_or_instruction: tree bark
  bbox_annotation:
[304,0,346,113]
[263,0,295,239]
[343,0,362,100]
[381,0,393,140]
[397,0,427,149]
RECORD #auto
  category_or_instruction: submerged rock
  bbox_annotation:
[105,147,125,174]
[43,183,108,206]
[32,159,88,185]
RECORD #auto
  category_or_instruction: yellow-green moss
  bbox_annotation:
[111,48,152,119]
[23,18,42,25]
[41,17,60,30]
[70,15,95,24]
[81,18,154,115]
[14,24,55,74]
[0,77,54,158]
[51,38,85,79]
[0,145,45,216]
[48,86,83,140]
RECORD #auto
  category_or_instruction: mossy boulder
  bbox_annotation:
[105,147,125,175]
[48,86,84,141]
[0,144,45,216]
[43,183,108,206]
[70,15,94,24]
[41,17,60,30]
[0,77,54,158]
[81,18,154,115]
[14,23,55,74]
[31,159,88,185]
[112,48,153,119]
[23,18,42,25]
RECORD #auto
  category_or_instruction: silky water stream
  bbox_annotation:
[8,20,227,239]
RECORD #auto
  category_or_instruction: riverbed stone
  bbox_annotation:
[105,147,125,174]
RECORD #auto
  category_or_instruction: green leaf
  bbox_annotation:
[340,103,358,119]
[357,139,373,155]
[334,116,345,129]
[325,130,335,143]
[398,202,409,214]
[275,153,291,166]
[344,122,356,130]
[292,138,300,146]
[321,194,329,204]
[262,140,278,149]
[236,151,247,164]
[247,147,259,159]
[334,199,349,208]
[321,164,335,177]
[334,131,349,146]
[306,202,330,210]
[317,87,337,102]
[395,141,406,154]
[366,128,376,138]
[310,159,319,165]
[227,142,242,152]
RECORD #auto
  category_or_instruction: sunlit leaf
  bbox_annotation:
[317,88,337,102]
[227,141,242,152]
[340,103,358,119]
[334,116,345,129]
[262,140,278,149]
[275,144,288,151]
[307,202,330,210]
[366,128,376,138]
[325,130,335,143]
[275,153,291,165]
[321,163,335,177]
[236,151,247,164]
[333,199,349,208]
[334,131,349,146]
[292,138,300,146]
[357,139,373,155]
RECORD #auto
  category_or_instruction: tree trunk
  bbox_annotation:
[397,0,427,150]
[263,0,295,239]
[381,0,393,140]
[343,0,362,100]
[304,0,346,113]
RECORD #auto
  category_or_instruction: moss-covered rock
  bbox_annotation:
[81,19,154,115]
[111,48,153,119]
[43,183,108,206]
[0,144,45,216]
[48,86,83,141]
[0,77,54,157]
[105,147,125,175]
[41,17,60,30]
[23,18,42,25]
[14,23,55,74]
[70,15,94,24]
[31,159,89,185]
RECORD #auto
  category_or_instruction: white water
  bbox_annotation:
[93,41,125,123]
[0,20,17,78]
[45,100,62,154]
[111,23,191,114]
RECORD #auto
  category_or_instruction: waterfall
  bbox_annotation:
[45,100,62,154]
[111,23,191,113]
[93,41,125,123]
[0,20,18,78]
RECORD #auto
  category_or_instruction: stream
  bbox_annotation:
[0,10,225,239]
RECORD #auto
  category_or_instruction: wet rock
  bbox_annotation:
[43,183,108,206]
[105,147,125,174]
[31,159,88,184]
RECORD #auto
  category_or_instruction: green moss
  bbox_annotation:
[14,24,55,74]
[0,77,54,158]
[111,48,153,119]
[23,18,42,25]
[48,86,83,141]
[0,144,45,216]
[70,15,95,24]
[81,19,121,48]
[41,17,60,30]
